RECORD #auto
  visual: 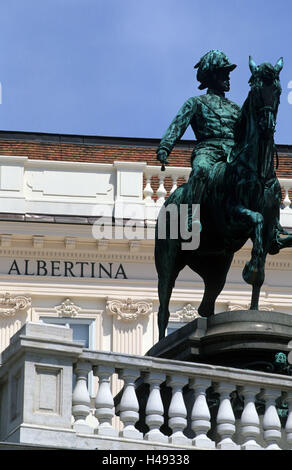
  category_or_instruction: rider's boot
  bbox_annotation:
[269,219,289,254]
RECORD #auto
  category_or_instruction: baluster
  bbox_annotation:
[143,173,154,203]
[190,377,215,449]
[285,391,292,449]
[118,368,143,439]
[94,365,118,437]
[169,175,178,195]
[215,382,240,449]
[282,184,291,209]
[239,385,261,450]
[156,174,167,206]
[72,361,93,434]
[167,375,191,445]
[144,372,167,442]
[261,388,282,449]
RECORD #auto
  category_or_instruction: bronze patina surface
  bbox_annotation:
[155,50,292,340]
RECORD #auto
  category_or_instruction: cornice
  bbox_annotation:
[0,247,154,263]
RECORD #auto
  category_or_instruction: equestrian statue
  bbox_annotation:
[155,49,292,340]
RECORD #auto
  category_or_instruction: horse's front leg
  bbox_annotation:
[231,205,265,286]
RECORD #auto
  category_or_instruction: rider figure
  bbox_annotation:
[156,49,241,228]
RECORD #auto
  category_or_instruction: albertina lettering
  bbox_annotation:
[8,259,127,279]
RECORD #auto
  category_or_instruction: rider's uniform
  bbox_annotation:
[157,89,241,202]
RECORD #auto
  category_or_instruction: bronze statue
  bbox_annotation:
[155,50,292,340]
[157,50,240,229]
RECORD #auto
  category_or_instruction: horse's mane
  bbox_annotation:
[233,91,256,148]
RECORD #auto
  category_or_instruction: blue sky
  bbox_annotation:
[0,0,291,144]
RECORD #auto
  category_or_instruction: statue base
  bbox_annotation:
[146,310,292,371]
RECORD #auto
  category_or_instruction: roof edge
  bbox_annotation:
[0,130,290,152]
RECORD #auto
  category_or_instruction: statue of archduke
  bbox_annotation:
[156,49,241,225]
[155,50,290,339]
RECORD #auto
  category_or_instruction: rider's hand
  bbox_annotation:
[156,149,169,166]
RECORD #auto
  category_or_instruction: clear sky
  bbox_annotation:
[0,0,291,144]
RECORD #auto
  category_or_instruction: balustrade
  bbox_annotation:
[1,322,292,450]
[142,168,292,228]
[143,166,190,212]
[0,157,290,226]
[280,179,292,210]
[70,350,292,450]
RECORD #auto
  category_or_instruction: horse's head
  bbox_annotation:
[248,56,283,139]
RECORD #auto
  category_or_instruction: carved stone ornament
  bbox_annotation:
[106,298,152,321]
[227,303,249,311]
[0,292,31,317]
[175,304,200,322]
[55,298,81,317]
[227,302,274,311]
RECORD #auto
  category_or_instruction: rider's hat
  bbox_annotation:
[194,49,237,89]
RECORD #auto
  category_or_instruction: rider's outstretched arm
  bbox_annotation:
[156,97,197,167]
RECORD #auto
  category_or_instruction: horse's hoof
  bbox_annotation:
[242,262,256,285]
[243,262,264,285]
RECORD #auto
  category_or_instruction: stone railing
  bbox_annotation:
[280,179,292,228]
[1,322,292,450]
[143,166,190,223]
[0,155,290,228]
[143,166,292,229]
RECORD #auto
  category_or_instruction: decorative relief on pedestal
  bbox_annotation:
[259,304,275,311]
[106,298,152,321]
[0,292,31,317]
[227,303,249,311]
[171,304,200,322]
[227,302,274,311]
[55,298,81,317]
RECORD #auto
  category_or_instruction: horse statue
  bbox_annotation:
[155,56,292,340]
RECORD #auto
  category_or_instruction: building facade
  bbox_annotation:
[0,131,292,449]
[0,130,291,371]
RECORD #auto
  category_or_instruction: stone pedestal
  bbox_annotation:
[146,310,292,371]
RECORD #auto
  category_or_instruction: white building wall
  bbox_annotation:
[0,156,291,359]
